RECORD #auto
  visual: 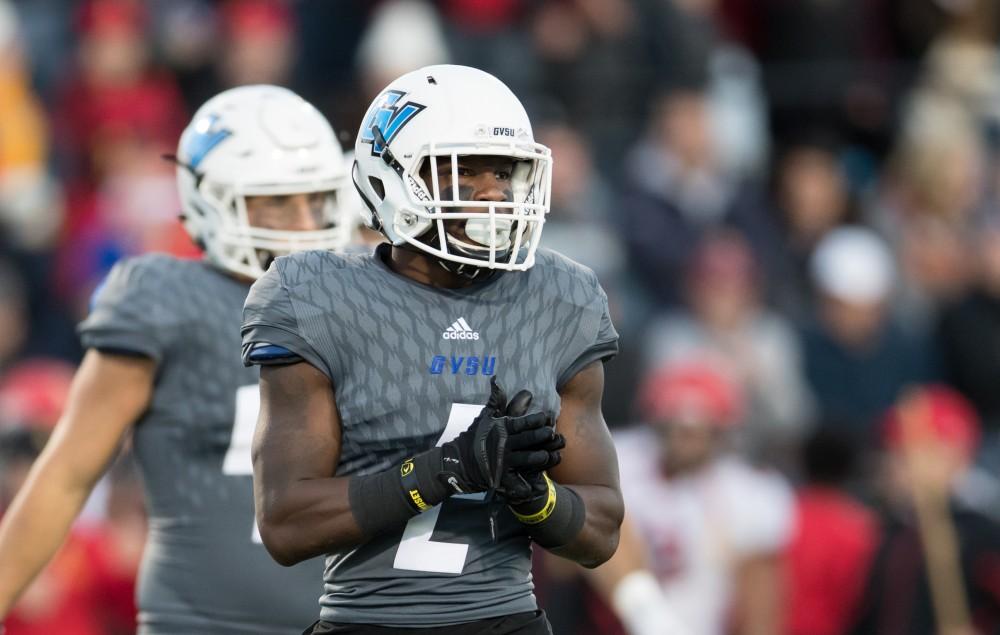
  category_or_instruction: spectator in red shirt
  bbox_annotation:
[786,428,879,635]
[52,0,190,313]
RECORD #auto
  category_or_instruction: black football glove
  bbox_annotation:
[497,388,564,505]
[438,377,555,496]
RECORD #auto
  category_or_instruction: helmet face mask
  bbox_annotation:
[176,85,351,279]
[353,65,552,274]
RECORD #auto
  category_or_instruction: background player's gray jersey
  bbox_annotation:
[79,254,324,634]
[242,244,618,627]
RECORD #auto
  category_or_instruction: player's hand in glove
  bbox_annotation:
[498,389,564,505]
[438,376,558,496]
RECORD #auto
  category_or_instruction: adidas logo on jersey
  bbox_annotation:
[442,317,479,341]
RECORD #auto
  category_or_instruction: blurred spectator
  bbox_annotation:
[51,0,189,313]
[620,88,775,307]
[643,231,812,451]
[803,226,935,437]
[851,386,1000,634]
[615,362,794,635]
[291,0,368,131]
[937,215,1000,463]
[0,0,61,251]
[0,261,28,373]
[0,426,107,635]
[707,46,770,180]
[536,122,624,288]
[785,429,879,635]
[54,0,186,185]
[0,358,74,430]
[769,134,858,320]
[356,0,450,100]
[0,357,142,635]
[437,0,532,96]
[907,0,1000,137]
[734,0,896,156]
[216,0,295,88]
[153,0,220,110]
[876,99,980,330]
[527,0,661,167]
[1,417,141,635]
[6,0,76,98]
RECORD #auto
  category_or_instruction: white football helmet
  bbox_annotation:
[176,85,350,279]
[352,65,552,274]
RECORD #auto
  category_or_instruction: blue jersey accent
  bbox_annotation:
[359,90,425,156]
[247,343,302,364]
[184,114,233,169]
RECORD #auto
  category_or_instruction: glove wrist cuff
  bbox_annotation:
[511,478,586,549]
[347,447,450,538]
[401,448,449,512]
[510,473,557,522]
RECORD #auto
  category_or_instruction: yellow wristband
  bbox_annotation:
[512,473,557,525]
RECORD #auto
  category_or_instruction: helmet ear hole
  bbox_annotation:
[368,176,385,200]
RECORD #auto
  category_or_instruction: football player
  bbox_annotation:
[242,64,623,634]
[0,85,352,633]
[615,362,793,635]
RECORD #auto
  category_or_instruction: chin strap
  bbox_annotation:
[419,226,512,280]
[437,257,488,280]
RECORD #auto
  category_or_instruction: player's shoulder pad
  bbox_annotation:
[91,253,189,307]
[114,252,189,280]
[529,247,605,301]
[270,249,362,288]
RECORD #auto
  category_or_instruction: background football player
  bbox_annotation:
[614,361,794,635]
[242,64,623,634]
[0,85,352,633]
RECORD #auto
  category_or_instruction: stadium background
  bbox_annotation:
[2,0,1000,633]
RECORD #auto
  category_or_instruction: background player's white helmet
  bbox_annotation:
[352,65,552,272]
[176,85,350,279]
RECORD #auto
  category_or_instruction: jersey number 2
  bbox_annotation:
[393,403,484,574]
[222,384,263,543]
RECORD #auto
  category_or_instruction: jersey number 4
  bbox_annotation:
[222,384,263,543]
[393,403,484,575]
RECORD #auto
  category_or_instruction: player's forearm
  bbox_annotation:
[256,449,449,566]
[0,454,96,615]
[255,475,365,566]
[545,483,623,567]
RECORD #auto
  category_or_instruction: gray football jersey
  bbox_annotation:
[79,254,324,634]
[241,244,618,627]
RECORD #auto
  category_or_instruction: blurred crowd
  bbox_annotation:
[4,0,1000,633]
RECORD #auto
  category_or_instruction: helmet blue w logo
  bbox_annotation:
[182,113,233,169]
[360,90,425,156]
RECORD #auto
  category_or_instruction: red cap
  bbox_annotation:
[637,362,744,427]
[77,0,147,36]
[881,385,981,457]
[220,0,293,37]
[0,359,76,431]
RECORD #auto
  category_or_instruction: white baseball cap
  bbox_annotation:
[811,226,895,304]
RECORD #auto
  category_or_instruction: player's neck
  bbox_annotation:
[386,245,481,289]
